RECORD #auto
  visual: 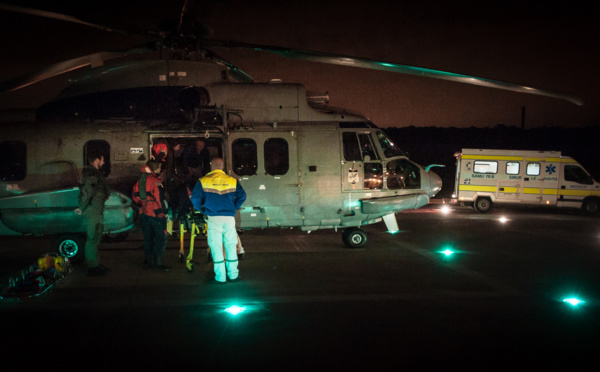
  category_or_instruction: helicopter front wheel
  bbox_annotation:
[342,227,367,248]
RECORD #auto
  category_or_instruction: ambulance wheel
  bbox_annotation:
[342,227,367,248]
[582,198,600,216]
[54,234,85,264]
[474,197,492,213]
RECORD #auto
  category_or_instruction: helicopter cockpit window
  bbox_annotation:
[387,159,421,189]
[264,138,289,176]
[84,140,111,177]
[364,163,384,189]
[0,141,26,181]
[357,133,379,161]
[376,131,405,158]
[232,138,257,176]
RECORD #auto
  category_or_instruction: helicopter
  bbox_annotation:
[0,2,583,262]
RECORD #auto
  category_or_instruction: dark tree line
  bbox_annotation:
[383,124,600,199]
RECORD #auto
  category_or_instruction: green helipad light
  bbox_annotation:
[563,298,584,307]
[441,249,454,256]
[224,305,246,315]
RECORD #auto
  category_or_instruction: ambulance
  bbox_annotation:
[451,148,600,215]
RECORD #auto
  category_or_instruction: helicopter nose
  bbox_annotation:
[428,171,443,198]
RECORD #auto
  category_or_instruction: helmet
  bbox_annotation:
[152,143,168,161]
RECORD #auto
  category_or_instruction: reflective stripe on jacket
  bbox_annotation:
[190,170,246,217]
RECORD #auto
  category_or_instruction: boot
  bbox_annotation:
[154,256,170,272]
[143,255,153,269]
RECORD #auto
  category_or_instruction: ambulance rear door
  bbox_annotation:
[521,159,559,206]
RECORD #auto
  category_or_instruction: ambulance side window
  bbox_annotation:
[232,138,257,176]
[526,163,540,176]
[0,140,26,181]
[474,161,498,174]
[564,165,593,185]
[506,162,520,175]
[264,138,289,176]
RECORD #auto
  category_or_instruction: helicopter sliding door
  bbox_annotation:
[228,130,301,228]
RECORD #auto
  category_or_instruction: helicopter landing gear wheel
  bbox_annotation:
[54,234,85,263]
[342,227,367,248]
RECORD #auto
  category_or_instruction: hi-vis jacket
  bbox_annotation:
[190,170,246,217]
[132,165,168,218]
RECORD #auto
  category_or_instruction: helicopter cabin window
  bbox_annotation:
[564,165,593,185]
[386,159,421,189]
[232,138,257,176]
[84,140,111,177]
[264,138,289,176]
[0,141,26,181]
[526,162,540,176]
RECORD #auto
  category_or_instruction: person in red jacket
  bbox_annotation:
[132,160,171,271]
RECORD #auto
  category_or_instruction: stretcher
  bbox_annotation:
[178,211,207,273]
[1,253,71,300]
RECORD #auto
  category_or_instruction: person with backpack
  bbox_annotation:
[132,160,171,271]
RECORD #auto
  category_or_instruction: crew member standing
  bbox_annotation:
[78,151,110,276]
[191,158,246,283]
[132,160,171,271]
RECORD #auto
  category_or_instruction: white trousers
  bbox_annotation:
[207,216,239,282]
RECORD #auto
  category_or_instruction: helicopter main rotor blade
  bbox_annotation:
[0,3,128,34]
[209,41,583,106]
[0,47,150,93]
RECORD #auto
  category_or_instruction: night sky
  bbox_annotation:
[0,0,598,128]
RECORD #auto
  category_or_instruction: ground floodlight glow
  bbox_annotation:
[499,216,508,223]
[441,249,454,256]
[563,298,584,307]
[441,205,451,215]
[224,305,247,315]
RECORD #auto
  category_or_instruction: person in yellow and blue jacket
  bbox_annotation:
[190,157,246,283]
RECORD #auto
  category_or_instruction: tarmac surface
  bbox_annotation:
[1,204,599,369]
